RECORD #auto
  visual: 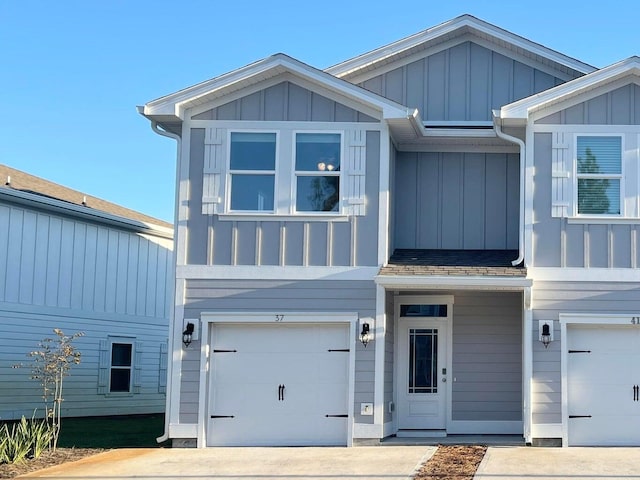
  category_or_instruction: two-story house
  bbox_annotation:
[140,15,640,447]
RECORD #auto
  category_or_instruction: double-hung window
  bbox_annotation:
[294,133,341,213]
[576,136,622,215]
[110,342,133,393]
[228,132,277,212]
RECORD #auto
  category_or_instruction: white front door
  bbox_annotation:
[567,325,640,446]
[207,323,349,446]
[397,310,449,430]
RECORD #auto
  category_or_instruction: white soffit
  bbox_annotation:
[325,14,595,81]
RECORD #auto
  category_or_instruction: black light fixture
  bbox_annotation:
[359,322,372,347]
[541,322,551,349]
[182,322,195,348]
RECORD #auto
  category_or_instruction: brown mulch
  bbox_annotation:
[0,448,104,479]
[414,445,487,480]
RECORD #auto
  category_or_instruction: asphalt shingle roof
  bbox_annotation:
[380,249,526,277]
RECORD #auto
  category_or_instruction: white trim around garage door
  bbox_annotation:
[197,311,357,447]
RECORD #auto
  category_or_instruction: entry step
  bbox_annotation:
[396,429,447,438]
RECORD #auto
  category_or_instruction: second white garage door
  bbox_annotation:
[567,325,640,446]
[207,323,350,446]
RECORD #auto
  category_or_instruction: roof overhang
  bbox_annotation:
[326,14,595,82]
[140,54,413,125]
[375,274,532,290]
[496,57,640,125]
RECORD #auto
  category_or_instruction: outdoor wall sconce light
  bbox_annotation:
[182,322,195,348]
[359,318,374,347]
[539,320,553,349]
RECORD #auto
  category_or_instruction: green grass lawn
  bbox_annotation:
[57,414,166,449]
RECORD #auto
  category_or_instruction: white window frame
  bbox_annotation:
[573,133,624,218]
[291,130,344,215]
[109,339,134,394]
[225,130,279,214]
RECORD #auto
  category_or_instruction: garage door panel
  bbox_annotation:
[208,322,350,446]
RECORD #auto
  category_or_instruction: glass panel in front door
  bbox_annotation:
[408,328,437,394]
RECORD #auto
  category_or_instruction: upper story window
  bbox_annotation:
[228,132,277,212]
[576,136,622,216]
[294,133,341,213]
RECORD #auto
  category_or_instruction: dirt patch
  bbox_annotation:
[414,445,487,480]
[0,448,103,479]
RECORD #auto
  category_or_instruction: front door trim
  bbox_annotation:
[394,295,454,435]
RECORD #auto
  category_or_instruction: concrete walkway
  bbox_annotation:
[20,446,435,480]
[475,446,640,480]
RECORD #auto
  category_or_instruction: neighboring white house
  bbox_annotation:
[0,165,173,420]
[141,15,640,447]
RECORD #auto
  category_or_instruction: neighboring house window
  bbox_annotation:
[576,136,622,215]
[294,133,341,212]
[228,132,276,212]
[110,342,133,393]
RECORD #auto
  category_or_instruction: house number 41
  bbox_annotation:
[275,315,285,322]
[632,317,640,325]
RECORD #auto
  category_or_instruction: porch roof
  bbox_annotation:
[379,249,526,277]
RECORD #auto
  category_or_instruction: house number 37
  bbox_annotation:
[275,315,285,322]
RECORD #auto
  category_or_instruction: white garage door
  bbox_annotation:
[207,323,350,446]
[567,325,640,446]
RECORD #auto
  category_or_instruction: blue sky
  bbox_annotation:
[2,1,639,222]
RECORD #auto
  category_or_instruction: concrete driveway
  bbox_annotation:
[475,446,640,480]
[19,446,435,480]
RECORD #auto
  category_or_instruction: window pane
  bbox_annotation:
[110,369,131,393]
[111,343,132,367]
[577,136,621,174]
[295,133,341,172]
[230,132,276,171]
[409,328,437,394]
[296,176,339,212]
[230,174,275,211]
[578,178,620,214]
[401,305,447,317]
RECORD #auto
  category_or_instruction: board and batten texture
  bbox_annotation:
[394,151,520,249]
[531,281,640,427]
[179,279,376,425]
[359,41,568,122]
[186,127,380,266]
[532,84,640,268]
[0,201,172,420]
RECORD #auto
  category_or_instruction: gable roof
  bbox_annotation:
[497,56,640,124]
[0,164,173,236]
[326,14,596,82]
[140,53,414,124]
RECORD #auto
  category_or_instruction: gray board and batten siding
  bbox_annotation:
[179,279,376,425]
[531,281,640,426]
[533,84,640,269]
[358,41,568,122]
[394,151,520,250]
[186,124,381,266]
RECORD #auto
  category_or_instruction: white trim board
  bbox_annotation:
[176,265,380,280]
[528,267,640,282]
[376,275,531,289]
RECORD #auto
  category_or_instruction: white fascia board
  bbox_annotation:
[499,58,640,121]
[143,54,411,122]
[326,15,595,79]
[0,187,173,239]
[375,275,532,290]
[528,267,640,282]
[176,265,379,281]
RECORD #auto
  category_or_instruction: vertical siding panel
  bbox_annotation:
[187,128,207,265]
[384,67,404,104]
[427,51,446,121]
[612,224,632,268]
[485,154,507,249]
[0,205,9,302]
[32,214,51,305]
[125,235,139,315]
[447,43,468,120]
[258,222,280,266]
[45,217,62,307]
[284,222,304,265]
[235,222,257,265]
[93,227,109,312]
[394,153,417,248]
[215,100,238,120]
[287,83,310,121]
[564,103,585,124]
[310,93,334,121]
[57,219,75,308]
[361,76,383,96]
[610,84,632,124]
[418,153,440,248]
[586,94,608,124]
[469,43,491,121]
[463,153,486,248]
[82,225,98,311]
[263,82,286,121]
[5,208,24,303]
[239,91,261,120]
[70,222,86,309]
[533,133,561,267]
[506,153,520,250]
[331,222,351,266]
[533,70,556,94]
[634,85,640,124]
[115,232,129,314]
[440,153,463,248]
[491,53,513,110]
[136,238,149,316]
[307,223,328,266]
[405,59,424,111]
[334,103,357,122]
[588,225,608,268]
[155,245,168,319]
[512,62,534,101]
[145,241,159,318]
[18,211,37,304]
[211,219,233,265]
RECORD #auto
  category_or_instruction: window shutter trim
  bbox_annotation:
[202,127,226,215]
[551,132,571,218]
[344,129,367,216]
[133,341,143,394]
[98,339,109,395]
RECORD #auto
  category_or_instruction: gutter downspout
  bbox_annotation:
[149,120,181,444]
[493,117,525,267]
